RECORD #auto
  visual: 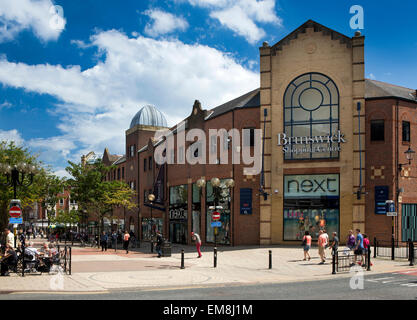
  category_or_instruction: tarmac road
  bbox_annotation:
[1,271,416,300]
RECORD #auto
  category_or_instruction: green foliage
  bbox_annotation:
[65,159,136,232]
[0,141,62,230]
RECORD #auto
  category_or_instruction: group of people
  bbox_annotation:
[0,227,60,276]
[302,228,371,265]
[99,230,134,254]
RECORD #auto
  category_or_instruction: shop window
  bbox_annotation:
[283,73,340,160]
[169,185,188,244]
[283,174,340,241]
[371,120,384,141]
[192,183,201,235]
[402,121,410,142]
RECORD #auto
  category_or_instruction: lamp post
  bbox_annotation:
[148,193,155,252]
[196,177,234,247]
[396,146,415,241]
[0,162,37,248]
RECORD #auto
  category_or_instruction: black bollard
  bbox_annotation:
[21,244,25,277]
[373,237,377,258]
[367,246,371,271]
[269,250,272,269]
[214,247,217,268]
[332,250,336,274]
[410,241,414,267]
[181,249,185,269]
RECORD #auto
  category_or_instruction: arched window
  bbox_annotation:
[283,72,339,160]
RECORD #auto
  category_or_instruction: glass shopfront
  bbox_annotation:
[169,185,188,244]
[283,174,339,241]
[141,218,163,241]
[206,180,231,245]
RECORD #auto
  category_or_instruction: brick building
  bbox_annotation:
[102,20,417,245]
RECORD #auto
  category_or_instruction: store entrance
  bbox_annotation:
[169,222,187,244]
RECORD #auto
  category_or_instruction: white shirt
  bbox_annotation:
[6,233,14,247]
[25,247,39,261]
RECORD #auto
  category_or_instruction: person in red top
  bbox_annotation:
[302,231,312,261]
[362,234,373,266]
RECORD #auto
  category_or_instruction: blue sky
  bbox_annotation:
[0,0,416,177]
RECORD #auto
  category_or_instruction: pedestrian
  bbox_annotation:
[18,228,26,248]
[155,231,163,258]
[4,229,14,248]
[302,231,311,261]
[362,233,372,266]
[191,232,202,258]
[123,230,130,254]
[347,230,355,250]
[328,232,339,256]
[100,231,108,252]
[111,231,117,249]
[354,228,364,265]
[317,230,327,264]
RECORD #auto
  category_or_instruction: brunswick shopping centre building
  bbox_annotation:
[97,20,417,246]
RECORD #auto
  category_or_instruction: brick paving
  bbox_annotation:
[0,240,415,293]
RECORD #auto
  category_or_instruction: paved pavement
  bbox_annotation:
[0,239,415,293]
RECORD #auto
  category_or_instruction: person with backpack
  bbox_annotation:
[302,231,312,261]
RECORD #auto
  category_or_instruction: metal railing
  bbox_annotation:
[373,237,415,262]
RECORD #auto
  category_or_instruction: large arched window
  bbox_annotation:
[283,72,340,160]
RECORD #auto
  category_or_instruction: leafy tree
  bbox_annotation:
[65,159,136,235]
[0,141,56,231]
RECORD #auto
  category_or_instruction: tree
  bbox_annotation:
[38,173,66,229]
[0,141,56,231]
[65,159,136,236]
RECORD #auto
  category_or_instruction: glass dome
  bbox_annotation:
[129,105,168,129]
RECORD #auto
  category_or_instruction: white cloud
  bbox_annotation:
[185,0,282,44]
[0,100,12,110]
[144,9,188,37]
[0,129,23,145]
[369,73,376,80]
[0,30,259,168]
[0,0,66,42]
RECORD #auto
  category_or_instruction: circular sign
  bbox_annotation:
[212,211,220,221]
[9,206,22,218]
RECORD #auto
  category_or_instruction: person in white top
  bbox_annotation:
[25,242,40,261]
[4,229,14,248]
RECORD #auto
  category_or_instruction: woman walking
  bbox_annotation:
[191,232,202,258]
[302,231,312,261]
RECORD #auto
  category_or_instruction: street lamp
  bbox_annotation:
[0,163,37,199]
[0,162,37,249]
[399,146,415,172]
[148,193,156,252]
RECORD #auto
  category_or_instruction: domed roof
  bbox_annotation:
[129,105,168,129]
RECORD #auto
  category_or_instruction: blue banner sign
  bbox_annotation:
[240,188,252,214]
[375,186,389,214]
[211,221,222,227]
[9,218,23,224]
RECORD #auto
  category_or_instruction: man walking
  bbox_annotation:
[191,232,202,258]
[354,228,364,265]
[329,232,339,256]
[100,231,108,252]
[318,230,327,264]
[155,231,163,258]
[123,230,130,254]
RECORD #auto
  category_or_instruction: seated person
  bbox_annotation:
[24,242,40,261]
[39,243,51,256]
[48,243,58,256]
[1,244,17,276]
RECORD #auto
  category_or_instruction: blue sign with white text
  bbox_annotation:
[375,186,389,214]
[9,218,23,224]
[211,221,222,227]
